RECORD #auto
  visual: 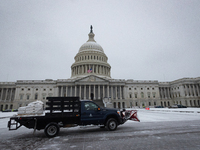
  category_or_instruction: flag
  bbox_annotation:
[87,68,92,73]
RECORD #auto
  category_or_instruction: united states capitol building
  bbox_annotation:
[0,26,200,110]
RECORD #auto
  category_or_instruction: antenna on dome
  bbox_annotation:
[90,25,93,33]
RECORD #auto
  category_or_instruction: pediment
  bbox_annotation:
[74,75,110,83]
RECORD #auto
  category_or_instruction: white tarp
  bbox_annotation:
[18,100,44,115]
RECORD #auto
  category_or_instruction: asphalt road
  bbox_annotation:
[1,119,200,150]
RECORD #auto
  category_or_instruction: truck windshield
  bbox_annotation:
[84,102,98,111]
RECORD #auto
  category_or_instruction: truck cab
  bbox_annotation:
[80,100,122,126]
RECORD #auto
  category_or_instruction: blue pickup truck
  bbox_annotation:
[8,97,139,137]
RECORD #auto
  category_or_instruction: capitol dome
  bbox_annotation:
[78,25,104,53]
[79,41,104,53]
[71,26,111,79]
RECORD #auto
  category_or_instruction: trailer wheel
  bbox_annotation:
[106,118,118,131]
[44,123,60,138]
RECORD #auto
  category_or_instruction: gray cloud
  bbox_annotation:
[0,0,200,82]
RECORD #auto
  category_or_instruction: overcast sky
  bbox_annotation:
[0,0,200,82]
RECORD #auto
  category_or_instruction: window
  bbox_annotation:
[84,102,98,111]
[141,88,143,90]
[43,89,46,91]
[147,88,149,90]
[21,88,24,91]
[130,94,132,98]
[20,94,23,100]
[135,94,137,98]
[148,92,150,98]
[28,88,30,91]
[129,88,131,90]
[27,95,29,100]
[152,88,154,90]
[141,92,144,98]
[153,93,156,98]
[134,88,137,90]
[35,94,38,100]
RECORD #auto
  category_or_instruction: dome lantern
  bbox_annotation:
[87,25,96,42]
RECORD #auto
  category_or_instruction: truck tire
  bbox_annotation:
[106,118,118,131]
[44,123,60,138]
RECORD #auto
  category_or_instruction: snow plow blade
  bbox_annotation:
[124,110,140,122]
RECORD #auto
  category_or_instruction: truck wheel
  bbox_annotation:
[44,123,60,138]
[106,118,117,131]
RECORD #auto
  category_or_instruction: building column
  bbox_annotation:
[192,84,197,96]
[162,88,164,99]
[9,88,12,100]
[75,85,77,97]
[0,88,3,100]
[167,87,170,99]
[96,65,98,74]
[5,88,8,100]
[107,85,109,98]
[102,85,105,98]
[163,87,167,99]
[94,85,96,100]
[98,85,100,99]
[123,86,126,99]
[115,86,118,99]
[111,86,113,99]
[120,86,122,99]
[85,65,87,74]
[84,85,86,99]
[57,86,60,97]
[70,86,73,96]
[79,85,81,98]
[196,84,200,96]
[89,85,91,99]
[7,88,10,100]
[67,86,69,96]
[159,88,162,99]
[61,86,63,97]
[189,84,192,96]
[185,85,188,96]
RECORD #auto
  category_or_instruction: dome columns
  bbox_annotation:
[71,64,111,78]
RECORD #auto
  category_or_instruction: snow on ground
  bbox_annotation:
[135,107,200,123]
[1,107,200,125]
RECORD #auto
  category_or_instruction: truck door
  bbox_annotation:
[81,101,104,125]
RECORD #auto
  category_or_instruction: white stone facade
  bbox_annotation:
[1,27,200,110]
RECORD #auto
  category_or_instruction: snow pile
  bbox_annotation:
[18,100,44,115]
